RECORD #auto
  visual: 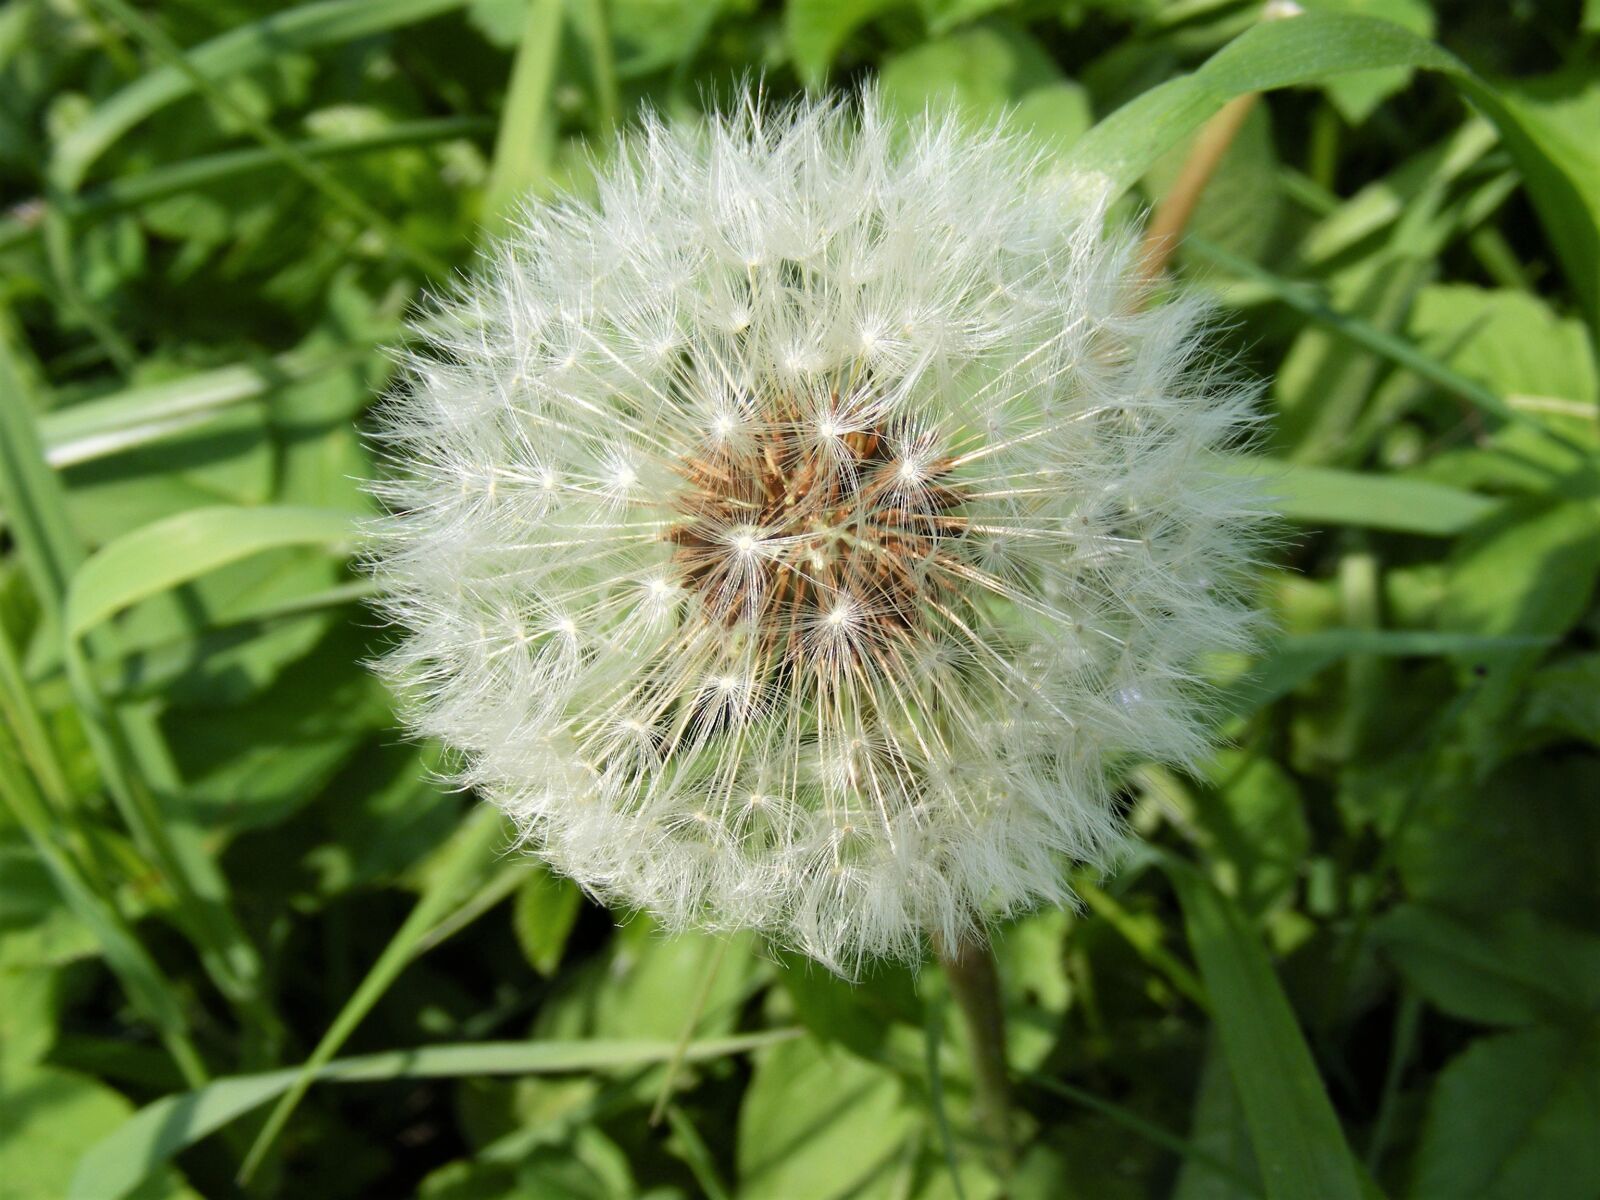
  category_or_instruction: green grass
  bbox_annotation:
[1,2,1597,1198]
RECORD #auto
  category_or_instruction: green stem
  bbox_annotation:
[935,930,1014,1170]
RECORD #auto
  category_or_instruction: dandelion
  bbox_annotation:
[368,91,1264,977]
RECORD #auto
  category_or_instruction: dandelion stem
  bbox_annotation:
[935,930,1014,1171]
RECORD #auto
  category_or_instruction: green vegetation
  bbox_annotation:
[1,2,1596,1197]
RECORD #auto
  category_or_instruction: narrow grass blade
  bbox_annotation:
[51,0,468,190]
[0,321,88,605]
[0,117,490,253]
[1166,858,1364,1200]
[1021,1071,1263,1197]
[1216,629,1555,719]
[81,0,449,275]
[483,0,563,229]
[236,805,509,1182]
[0,313,282,1042]
[61,507,353,1027]
[0,684,208,1089]
[73,1029,799,1200]
[1219,456,1501,536]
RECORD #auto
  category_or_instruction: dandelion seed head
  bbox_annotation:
[369,90,1265,974]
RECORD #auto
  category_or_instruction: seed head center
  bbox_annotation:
[664,404,959,657]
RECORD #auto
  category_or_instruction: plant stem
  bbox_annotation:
[935,930,1014,1170]
[1138,93,1257,285]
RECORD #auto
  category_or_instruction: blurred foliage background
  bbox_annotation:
[1,1,1598,1198]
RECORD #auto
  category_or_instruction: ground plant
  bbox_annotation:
[0,2,1597,1198]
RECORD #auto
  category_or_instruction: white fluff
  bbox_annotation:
[368,91,1265,974]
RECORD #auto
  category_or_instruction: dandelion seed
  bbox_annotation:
[368,90,1265,974]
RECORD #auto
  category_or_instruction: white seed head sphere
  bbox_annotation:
[370,93,1263,973]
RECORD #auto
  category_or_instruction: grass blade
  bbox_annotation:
[0,117,490,253]
[483,0,564,229]
[51,0,467,190]
[1165,858,1364,1200]
[81,0,449,275]
[236,805,509,1182]
[73,1029,800,1200]
[1221,456,1501,535]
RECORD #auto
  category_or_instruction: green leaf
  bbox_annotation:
[50,0,470,190]
[0,1066,189,1200]
[1298,0,1434,125]
[1274,253,1430,463]
[482,0,563,227]
[785,0,899,88]
[1412,1026,1600,1200]
[1225,457,1500,536]
[1215,630,1554,720]
[737,1034,917,1199]
[1144,102,1282,264]
[880,25,1061,121]
[1374,906,1600,1028]
[1407,285,1599,413]
[63,506,355,642]
[1488,77,1600,334]
[73,1030,798,1200]
[511,866,583,976]
[37,341,383,469]
[1068,12,1599,331]
[1166,860,1364,1200]
[1173,1037,1262,1200]
[1067,13,1457,194]
[1396,754,1600,928]
[237,805,509,1182]
[1441,500,1600,751]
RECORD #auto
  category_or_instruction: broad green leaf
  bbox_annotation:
[737,1034,917,1199]
[1196,751,1309,916]
[1226,457,1500,535]
[1374,906,1600,1028]
[1298,0,1434,124]
[63,506,356,641]
[1167,860,1363,1200]
[2,1065,190,1200]
[1412,1026,1600,1200]
[0,963,58,1075]
[918,0,1014,36]
[511,865,583,976]
[785,0,899,88]
[168,626,390,831]
[1067,12,1599,330]
[880,25,1062,122]
[73,1030,797,1200]
[1490,77,1600,333]
[50,0,470,190]
[1408,285,1599,412]
[1520,653,1600,747]
[1441,500,1600,754]
[62,406,274,545]
[1396,754,1600,928]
